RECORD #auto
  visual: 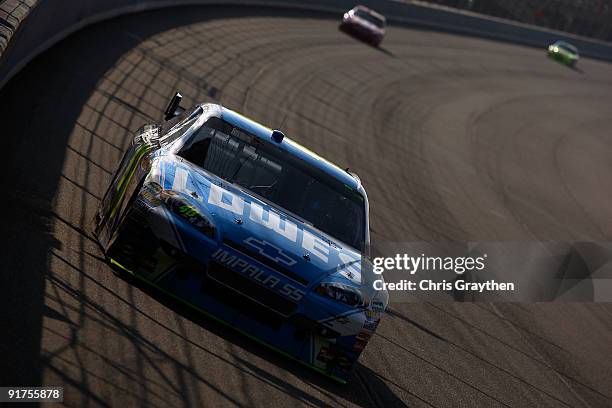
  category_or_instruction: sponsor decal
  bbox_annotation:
[249,201,297,242]
[137,183,162,209]
[371,301,385,312]
[365,309,380,320]
[244,237,297,266]
[208,183,244,215]
[143,183,162,201]
[207,184,336,263]
[136,125,159,145]
[362,319,379,331]
[212,248,305,301]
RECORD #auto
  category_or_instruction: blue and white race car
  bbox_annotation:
[94,93,388,382]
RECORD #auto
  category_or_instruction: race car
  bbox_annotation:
[339,5,386,47]
[547,40,579,66]
[94,92,388,382]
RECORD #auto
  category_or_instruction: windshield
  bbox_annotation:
[555,41,578,54]
[355,9,385,28]
[178,117,366,249]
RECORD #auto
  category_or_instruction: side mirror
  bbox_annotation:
[164,91,185,121]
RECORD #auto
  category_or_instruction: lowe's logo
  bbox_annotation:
[244,237,296,267]
[170,170,361,270]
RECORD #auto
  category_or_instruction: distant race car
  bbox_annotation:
[340,5,386,47]
[94,92,388,382]
[547,40,579,66]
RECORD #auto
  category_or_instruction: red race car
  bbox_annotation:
[340,5,386,47]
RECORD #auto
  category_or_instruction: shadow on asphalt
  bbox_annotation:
[0,5,405,406]
[112,266,408,407]
[568,64,585,74]
[547,56,585,73]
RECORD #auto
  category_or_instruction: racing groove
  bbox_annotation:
[2,5,612,407]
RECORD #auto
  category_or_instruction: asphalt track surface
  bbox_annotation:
[2,5,612,408]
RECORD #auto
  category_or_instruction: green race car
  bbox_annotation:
[547,40,579,67]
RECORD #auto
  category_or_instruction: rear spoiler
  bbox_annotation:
[164,91,186,121]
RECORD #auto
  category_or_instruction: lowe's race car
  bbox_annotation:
[94,93,388,382]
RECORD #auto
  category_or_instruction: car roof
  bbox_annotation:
[352,5,386,21]
[218,106,361,191]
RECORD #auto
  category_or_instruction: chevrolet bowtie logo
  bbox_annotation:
[244,237,297,267]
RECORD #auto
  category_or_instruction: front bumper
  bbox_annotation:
[547,49,577,65]
[104,203,382,382]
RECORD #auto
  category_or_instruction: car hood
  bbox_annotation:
[149,154,375,291]
[349,15,384,33]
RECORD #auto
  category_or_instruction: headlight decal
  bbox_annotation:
[137,181,162,208]
[160,190,215,237]
[315,282,364,307]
